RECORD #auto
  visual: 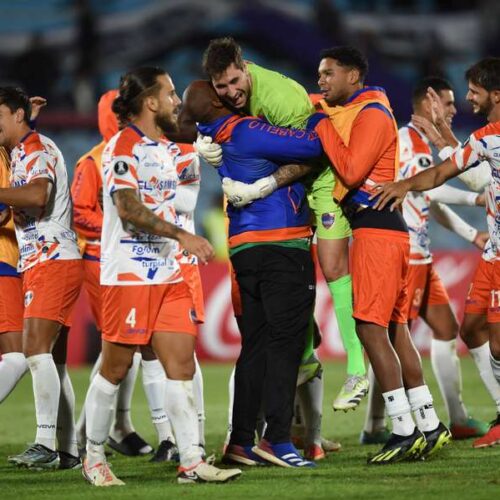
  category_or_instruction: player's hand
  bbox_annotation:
[194,135,222,167]
[0,205,11,226]
[177,232,214,264]
[427,87,446,125]
[222,176,278,208]
[411,114,444,148]
[475,191,486,206]
[29,96,47,121]
[222,178,258,207]
[370,181,409,211]
[473,231,489,250]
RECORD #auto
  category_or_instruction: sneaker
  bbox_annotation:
[450,417,489,439]
[252,439,316,468]
[367,428,426,465]
[82,458,125,486]
[177,461,242,484]
[421,422,452,458]
[222,444,267,466]
[107,432,153,456]
[304,444,325,461]
[58,450,82,470]
[332,375,369,411]
[360,427,391,445]
[472,414,500,448]
[320,437,342,452]
[150,439,179,463]
[8,443,60,470]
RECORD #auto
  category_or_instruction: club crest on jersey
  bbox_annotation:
[24,290,34,307]
[418,157,431,168]
[321,212,336,229]
[114,161,129,175]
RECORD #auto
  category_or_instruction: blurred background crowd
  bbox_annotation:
[0,0,497,249]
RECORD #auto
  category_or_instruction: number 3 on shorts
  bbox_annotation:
[125,307,137,328]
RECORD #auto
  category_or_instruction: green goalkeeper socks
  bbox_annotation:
[328,275,366,376]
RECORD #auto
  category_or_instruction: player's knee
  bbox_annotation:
[322,261,348,282]
[100,363,130,385]
[490,336,500,359]
[165,359,195,380]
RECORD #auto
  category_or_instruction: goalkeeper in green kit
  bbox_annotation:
[197,37,368,457]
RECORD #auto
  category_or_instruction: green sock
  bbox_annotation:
[301,316,315,363]
[328,275,366,376]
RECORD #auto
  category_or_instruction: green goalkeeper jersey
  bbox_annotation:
[246,63,314,129]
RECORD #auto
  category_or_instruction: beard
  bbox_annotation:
[475,97,494,117]
[155,110,179,134]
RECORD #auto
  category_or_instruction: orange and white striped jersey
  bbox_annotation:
[9,131,80,272]
[101,125,181,286]
[450,121,500,259]
[170,142,200,265]
[399,123,479,264]
[398,124,434,263]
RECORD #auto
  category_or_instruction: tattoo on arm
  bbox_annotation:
[113,189,183,240]
[272,163,313,188]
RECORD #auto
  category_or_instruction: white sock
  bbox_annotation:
[75,353,102,446]
[55,364,78,456]
[407,385,440,432]
[297,372,323,447]
[363,365,387,433]
[0,352,27,403]
[141,359,174,444]
[165,378,202,468]
[111,352,140,441]
[490,353,500,393]
[225,366,236,447]
[469,342,500,413]
[382,387,415,437]
[27,353,60,451]
[193,355,205,447]
[430,338,468,424]
[85,373,118,467]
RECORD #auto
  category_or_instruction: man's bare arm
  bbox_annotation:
[272,163,314,188]
[0,178,51,209]
[113,189,214,263]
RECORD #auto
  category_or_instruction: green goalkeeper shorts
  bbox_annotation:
[308,167,351,240]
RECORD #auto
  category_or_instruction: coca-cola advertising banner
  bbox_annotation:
[66,250,481,365]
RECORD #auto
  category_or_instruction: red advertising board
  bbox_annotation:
[65,250,482,365]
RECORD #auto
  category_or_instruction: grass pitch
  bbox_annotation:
[1,358,499,499]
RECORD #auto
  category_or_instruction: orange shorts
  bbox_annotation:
[23,259,84,327]
[0,275,24,333]
[101,280,197,345]
[465,257,492,316]
[406,263,450,320]
[83,257,102,330]
[487,259,500,323]
[179,263,205,323]
[351,228,409,328]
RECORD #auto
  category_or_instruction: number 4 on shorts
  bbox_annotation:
[125,307,137,328]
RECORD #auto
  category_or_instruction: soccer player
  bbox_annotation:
[182,79,319,468]
[81,67,240,486]
[72,90,153,457]
[0,96,49,405]
[200,37,368,410]
[0,87,83,469]
[362,77,489,443]
[0,146,26,403]
[224,46,451,463]
[374,57,500,448]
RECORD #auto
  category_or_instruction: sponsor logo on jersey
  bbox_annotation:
[321,212,336,229]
